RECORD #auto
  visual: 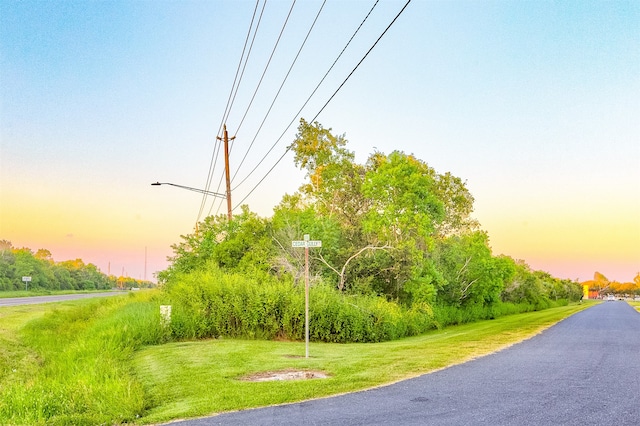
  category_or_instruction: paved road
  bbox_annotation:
[0,291,128,307]
[175,302,640,426]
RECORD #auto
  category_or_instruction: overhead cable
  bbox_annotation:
[230,0,327,184]
[232,0,297,137]
[233,0,412,209]
[196,0,264,223]
[231,0,381,192]
[207,0,296,219]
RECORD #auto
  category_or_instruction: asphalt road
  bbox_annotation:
[174,302,640,426]
[0,291,128,307]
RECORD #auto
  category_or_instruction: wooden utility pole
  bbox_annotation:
[217,124,235,221]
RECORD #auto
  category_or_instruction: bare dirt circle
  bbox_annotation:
[241,369,329,382]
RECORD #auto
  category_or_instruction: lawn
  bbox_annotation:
[133,302,592,424]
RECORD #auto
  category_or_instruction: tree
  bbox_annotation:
[159,206,272,283]
[501,259,547,305]
[270,196,343,286]
[0,241,16,290]
[433,231,512,306]
[362,151,444,244]
[359,151,446,297]
[290,118,369,234]
[287,120,482,299]
[35,249,53,262]
[433,172,479,237]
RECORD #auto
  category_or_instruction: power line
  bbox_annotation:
[221,0,265,132]
[232,0,298,137]
[196,0,264,223]
[205,0,296,220]
[231,0,381,193]
[230,0,327,184]
[233,0,412,209]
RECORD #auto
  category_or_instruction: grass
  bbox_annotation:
[0,304,52,386]
[0,294,161,425]
[133,301,592,424]
[0,293,594,425]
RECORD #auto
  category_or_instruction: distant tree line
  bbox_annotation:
[584,271,640,297]
[0,240,153,291]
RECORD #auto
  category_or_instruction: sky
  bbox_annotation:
[1,0,638,283]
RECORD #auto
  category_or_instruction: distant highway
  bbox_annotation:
[175,302,640,426]
[0,291,129,307]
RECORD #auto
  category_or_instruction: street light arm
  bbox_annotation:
[151,182,226,199]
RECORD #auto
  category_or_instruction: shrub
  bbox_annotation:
[163,268,438,343]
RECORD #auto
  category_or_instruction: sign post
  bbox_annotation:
[292,234,322,358]
[22,276,32,291]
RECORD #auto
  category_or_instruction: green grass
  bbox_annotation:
[0,293,163,425]
[0,304,52,387]
[0,294,593,425]
[133,301,592,424]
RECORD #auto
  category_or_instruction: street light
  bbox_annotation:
[150,182,226,199]
[151,182,232,220]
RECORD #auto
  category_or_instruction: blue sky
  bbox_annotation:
[1,0,638,282]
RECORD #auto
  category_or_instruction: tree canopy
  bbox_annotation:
[160,119,585,309]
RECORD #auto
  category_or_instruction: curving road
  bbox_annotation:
[0,291,128,307]
[175,302,640,426]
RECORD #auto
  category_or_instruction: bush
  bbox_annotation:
[162,267,572,343]
[431,300,568,328]
[163,267,439,343]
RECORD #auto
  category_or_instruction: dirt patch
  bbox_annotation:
[240,369,329,382]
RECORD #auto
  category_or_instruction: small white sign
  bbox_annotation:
[22,276,32,282]
[291,240,322,248]
[160,305,172,327]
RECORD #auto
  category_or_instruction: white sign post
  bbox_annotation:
[22,276,32,291]
[291,234,322,358]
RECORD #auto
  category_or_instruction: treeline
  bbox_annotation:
[583,271,640,297]
[0,240,154,291]
[159,120,583,337]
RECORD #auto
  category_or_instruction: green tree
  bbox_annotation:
[433,231,513,306]
[290,119,369,237]
[12,248,54,290]
[359,151,445,298]
[0,241,16,290]
[287,121,481,299]
[433,172,479,237]
[500,260,559,306]
[159,206,272,283]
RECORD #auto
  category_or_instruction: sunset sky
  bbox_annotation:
[1,0,638,283]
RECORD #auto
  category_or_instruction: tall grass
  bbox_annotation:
[0,292,165,425]
[431,300,568,328]
[164,268,565,344]
[164,268,444,343]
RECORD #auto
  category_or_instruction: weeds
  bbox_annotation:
[0,292,162,425]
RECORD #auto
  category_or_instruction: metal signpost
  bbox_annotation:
[291,234,322,358]
[22,276,31,291]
